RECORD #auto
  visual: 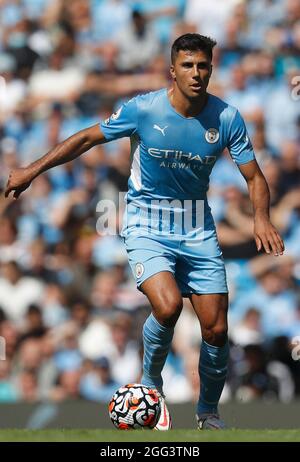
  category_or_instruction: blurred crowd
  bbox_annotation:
[0,0,300,407]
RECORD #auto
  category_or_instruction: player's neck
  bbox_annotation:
[168,87,209,118]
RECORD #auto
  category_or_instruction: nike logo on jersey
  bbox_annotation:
[153,124,168,136]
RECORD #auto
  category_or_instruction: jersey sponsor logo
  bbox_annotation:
[153,124,168,136]
[135,263,144,278]
[159,161,204,171]
[104,106,123,125]
[148,148,216,164]
[205,128,219,144]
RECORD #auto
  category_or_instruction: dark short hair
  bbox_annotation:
[171,33,217,63]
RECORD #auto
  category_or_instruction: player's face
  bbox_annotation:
[170,50,212,99]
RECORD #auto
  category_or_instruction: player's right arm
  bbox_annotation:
[5,95,138,200]
[5,124,106,199]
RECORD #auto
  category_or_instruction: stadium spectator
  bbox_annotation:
[80,356,121,402]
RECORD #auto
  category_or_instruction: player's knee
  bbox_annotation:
[203,324,228,347]
[154,296,183,327]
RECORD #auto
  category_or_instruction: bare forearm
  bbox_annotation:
[247,173,270,219]
[5,124,105,199]
[26,130,96,179]
[238,161,284,255]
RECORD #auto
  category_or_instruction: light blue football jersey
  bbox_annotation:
[100,88,255,237]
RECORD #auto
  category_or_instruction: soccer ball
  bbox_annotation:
[108,383,161,430]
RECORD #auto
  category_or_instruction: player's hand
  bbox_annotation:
[5,167,34,200]
[254,216,284,256]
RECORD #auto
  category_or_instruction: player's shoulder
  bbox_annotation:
[209,93,238,121]
[133,88,166,111]
[209,94,237,116]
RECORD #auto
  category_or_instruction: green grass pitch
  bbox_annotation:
[0,429,298,442]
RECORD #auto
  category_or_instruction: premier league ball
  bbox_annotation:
[108,384,161,430]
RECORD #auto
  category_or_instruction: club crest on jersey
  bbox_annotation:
[205,128,219,144]
[105,106,122,124]
[135,263,144,279]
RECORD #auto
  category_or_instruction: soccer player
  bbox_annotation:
[5,34,284,430]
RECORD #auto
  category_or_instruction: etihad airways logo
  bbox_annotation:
[148,148,216,164]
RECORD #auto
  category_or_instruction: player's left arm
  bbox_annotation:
[238,159,285,256]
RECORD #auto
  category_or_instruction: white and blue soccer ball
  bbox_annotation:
[108,383,161,430]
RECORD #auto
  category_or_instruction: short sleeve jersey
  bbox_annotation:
[100,88,255,206]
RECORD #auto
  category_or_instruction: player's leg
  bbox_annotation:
[124,234,181,393]
[140,271,183,393]
[140,271,182,430]
[124,234,181,429]
[189,293,229,429]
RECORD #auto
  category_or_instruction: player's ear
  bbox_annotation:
[170,65,176,81]
[209,64,213,78]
